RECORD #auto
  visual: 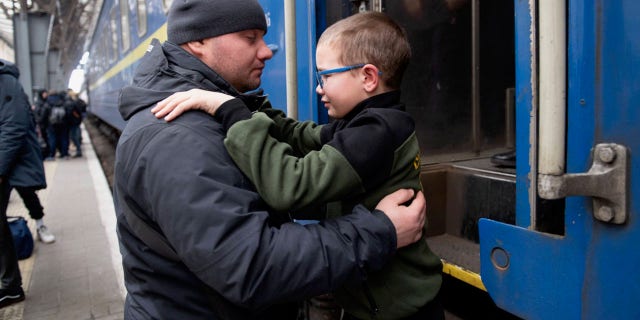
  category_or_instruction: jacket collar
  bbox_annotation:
[341,90,403,122]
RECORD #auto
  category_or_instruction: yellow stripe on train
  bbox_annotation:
[89,23,168,91]
[442,260,487,291]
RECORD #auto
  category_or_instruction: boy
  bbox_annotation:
[154,12,443,320]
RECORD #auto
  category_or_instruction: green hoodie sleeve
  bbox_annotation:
[224,112,366,212]
[258,108,324,155]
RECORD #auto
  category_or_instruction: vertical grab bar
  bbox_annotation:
[538,0,567,176]
[285,0,298,120]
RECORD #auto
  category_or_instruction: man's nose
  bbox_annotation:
[259,41,274,60]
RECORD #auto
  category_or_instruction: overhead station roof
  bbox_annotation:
[0,1,14,57]
[0,0,100,77]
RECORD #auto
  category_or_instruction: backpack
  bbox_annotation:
[49,105,67,125]
[7,216,34,260]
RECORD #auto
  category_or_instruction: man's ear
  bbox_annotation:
[362,64,381,93]
[182,40,206,57]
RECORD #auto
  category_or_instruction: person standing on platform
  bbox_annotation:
[33,89,50,157]
[0,59,48,308]
[44,91,70,160]
[65,89,86,158]
[114,0,428,319]
[12,88,56,243]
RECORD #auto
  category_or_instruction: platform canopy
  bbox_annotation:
[0,0,100,82]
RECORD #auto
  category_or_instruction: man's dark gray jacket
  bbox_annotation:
[114,39,398,319]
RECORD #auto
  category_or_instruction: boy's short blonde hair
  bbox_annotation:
[317,12,411,89]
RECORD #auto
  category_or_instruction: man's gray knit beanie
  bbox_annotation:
[167,0,267,45]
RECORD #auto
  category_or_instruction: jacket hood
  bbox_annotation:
[0,59,20,78]
[119,39,242,120]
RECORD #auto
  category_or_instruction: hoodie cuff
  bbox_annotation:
[214,98,253,132]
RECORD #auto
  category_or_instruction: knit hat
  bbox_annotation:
[167,0,268,45]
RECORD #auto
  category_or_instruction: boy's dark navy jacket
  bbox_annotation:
[0,59,46,190]
[218,90,443,319]
[114,39,399,319]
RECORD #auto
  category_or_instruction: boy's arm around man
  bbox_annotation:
[213,92,415,213]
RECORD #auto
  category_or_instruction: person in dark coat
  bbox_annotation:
[10,87,56,244]
[113,1,428,319]
[65,89,86,157]
[33,89,50,157]
[44,92,70,159]
[0,59,47,308]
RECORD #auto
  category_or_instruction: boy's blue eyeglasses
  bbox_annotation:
[315,64,366,89]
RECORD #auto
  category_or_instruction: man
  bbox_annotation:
[33,89,50,156]
[0,59,47,308]
[65,89,86,158]
[114,1,428,319]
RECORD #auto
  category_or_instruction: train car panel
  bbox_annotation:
[480,0,640,319]
[258,0,321,122]
[87,0,169,130]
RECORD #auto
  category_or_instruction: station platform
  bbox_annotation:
[1,126,125,320]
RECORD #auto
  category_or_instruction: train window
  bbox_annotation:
[101,31,110,71]
[323,0,375,26]
[385,0,515,163]
[162,0,174,12]
[100,37,109,70]
[136,0,147,37]
[120,0,131,52]
[109,7,119,63]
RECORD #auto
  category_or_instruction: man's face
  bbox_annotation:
[199,29,273,93]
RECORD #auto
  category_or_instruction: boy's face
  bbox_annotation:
[315,44,368,119]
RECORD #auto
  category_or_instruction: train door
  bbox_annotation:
[382,0,517,298]
[479,0,640,319]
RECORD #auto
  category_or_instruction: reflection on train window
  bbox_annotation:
[120,0,131,52]
[163,0,174,12]
[386,0,515,163]
[99,41,106,72]
[136,0,147,37]
[109,7,119,63]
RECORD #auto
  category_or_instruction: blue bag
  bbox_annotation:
[7,216,34,260]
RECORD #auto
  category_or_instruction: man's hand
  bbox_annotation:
[375,189,426,248]
[151,89,234,121]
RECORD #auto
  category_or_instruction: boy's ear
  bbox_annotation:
[362,64,381,93]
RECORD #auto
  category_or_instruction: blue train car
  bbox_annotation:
[479,1,640,319]
[86,0,170,130]
[85,0,640,318]
[86,0,321,130]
